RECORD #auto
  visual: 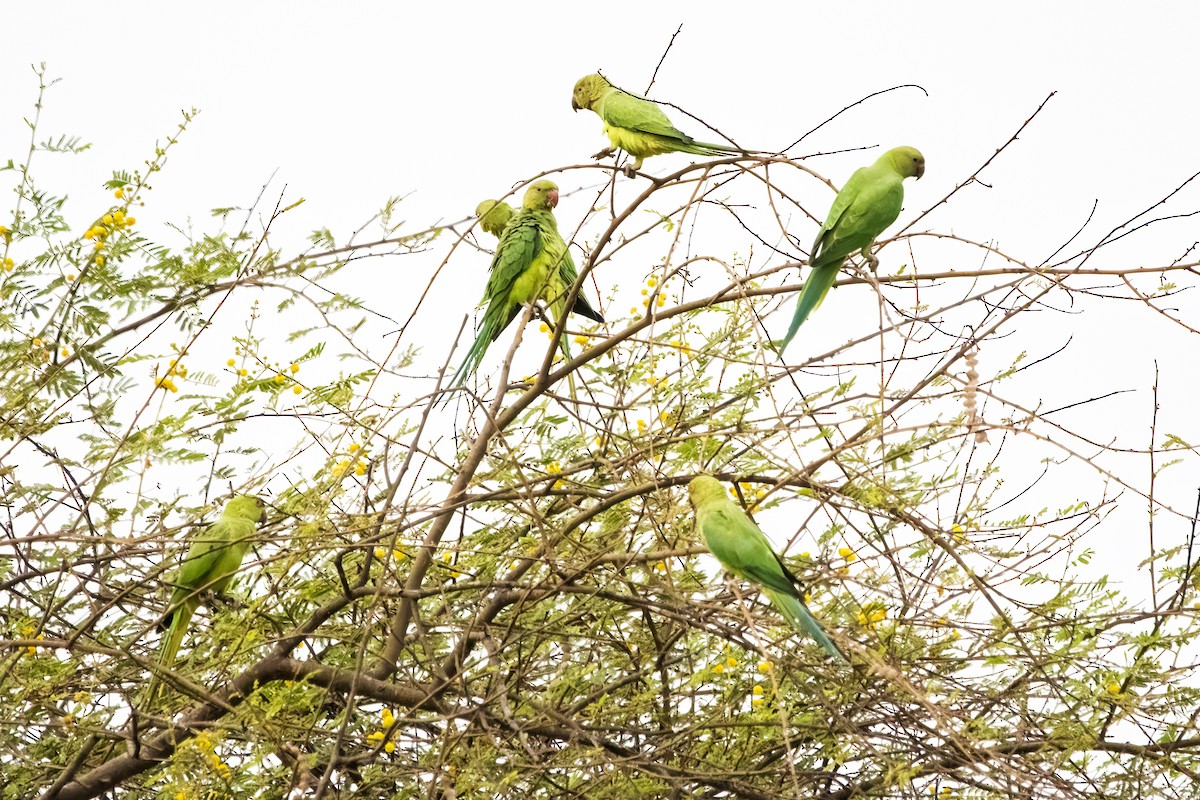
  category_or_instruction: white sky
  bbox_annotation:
[4,2,1200,594]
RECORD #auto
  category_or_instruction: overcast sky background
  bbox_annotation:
[4,3,1200,599]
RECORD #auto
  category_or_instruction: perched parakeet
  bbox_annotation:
[688,476,846,662]
[571,73,744,178]
[147,495,265,701]
[451,180,604,388]
[475,199,516,239]
[777,146,925,354]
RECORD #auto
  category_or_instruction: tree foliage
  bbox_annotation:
[4,67,1200,800]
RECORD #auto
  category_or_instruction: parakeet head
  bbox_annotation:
[687,475,727,508]
[883,146,925,179]
[223,495,266,523]
[571,74,612,112]
[523,180,560,210]
[475,199,514,236]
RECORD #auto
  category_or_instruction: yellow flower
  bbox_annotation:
[594,437,604,447]
[93,240,104,250]
[382,708,395,725]
[374,547,386,558]
[66,273,77,280]
[289,362,300,373]
[636,419,647,431]
[538,322,549,333]
[102,214,114,225]
[112,210,125,224]
[726,657,738,668]
[237,368,248,376]
[630,306,638,314]
[155,377,179,393]
[348,443,361,453]
[114,187,125,199]
[385,741,395,753]
[656,294,666,307]
[0,225,8,235]
[642,297,650,307]
[647,275,658,287]
[32,338,42,347]
[60,347,70,358]
[227,358,236,367]
[647,376,658,387]
[641,288,649,296]
[3,257,13,271]
[355,462,366,475]
[124,216,136,226]
[752,685,764,696]
[274,373,286,383]
[545,461,561,474]
[838,547,857,562]
[366,730,384,742]
[712,664,725,675]
[757,660,773,673]
[751,697,764,706]
[1106,682,1121,695]
[292,384,303,395]
[573,334,588,345]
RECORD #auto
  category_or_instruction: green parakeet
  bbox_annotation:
[147,495,265,701]
[571,73,744,178]
[451,180,604,389]
[475,199,516,239]
[777,146,925,354]
[688,476,846,662]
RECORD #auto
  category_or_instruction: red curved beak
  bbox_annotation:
[547,189,559,208]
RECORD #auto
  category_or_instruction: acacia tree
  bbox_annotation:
[3,69,1200,800]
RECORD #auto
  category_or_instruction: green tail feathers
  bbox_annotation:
[777,263,840,356]
[145,603,194,704]
[763,587,847,663]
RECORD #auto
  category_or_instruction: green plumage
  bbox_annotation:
[146,495,265,702]
[475,199,516,239]
[688,476,846,662]
[778,146,925,354]
[452,180,603,389]
[571,73,744,176]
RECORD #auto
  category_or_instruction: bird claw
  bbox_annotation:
[862,249,880,272]
[591,148,614,161]
[621,164,638,179]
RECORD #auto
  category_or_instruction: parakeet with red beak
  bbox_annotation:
[452,180,604,388]
[571,73,746,178]
[689,476,846,662]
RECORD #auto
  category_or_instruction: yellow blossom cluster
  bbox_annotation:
[374,546,409,562]
[155,358,188,393]
[363,708,397,751]
[640,274,669,310]
[83,208,136,266]
[856,607,887,629]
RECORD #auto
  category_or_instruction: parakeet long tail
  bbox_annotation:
[762,587,847,662]
[777,263,840,356]
[145,602,195,704]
